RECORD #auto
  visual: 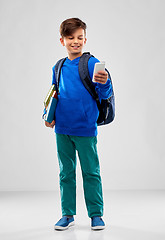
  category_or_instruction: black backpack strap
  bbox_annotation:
[78,52,97,99]
[55,57,67,94]
[78,52,105,117]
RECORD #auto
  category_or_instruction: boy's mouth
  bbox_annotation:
[71,46,80,49]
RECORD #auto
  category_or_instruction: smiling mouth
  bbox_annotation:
[71,46,80,49]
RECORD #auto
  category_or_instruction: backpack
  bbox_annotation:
[55,52,115,126]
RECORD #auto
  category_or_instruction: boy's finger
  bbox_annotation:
[45,121,53,128]
[97,71,107,75]
[50,120,55,127]
[96,80,106,84]
[94,75,105,80]
[51,120,55,125]
[45,121,50,127]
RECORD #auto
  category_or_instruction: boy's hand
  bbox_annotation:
[94,71,108,84]
[45,120,55,128]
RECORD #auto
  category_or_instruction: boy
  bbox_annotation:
[45,18,113,230]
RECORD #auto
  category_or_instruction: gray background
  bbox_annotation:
[0,0,164,191]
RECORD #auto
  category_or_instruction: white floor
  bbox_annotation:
[0,190,165,240]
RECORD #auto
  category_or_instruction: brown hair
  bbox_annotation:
[60,18,87,38]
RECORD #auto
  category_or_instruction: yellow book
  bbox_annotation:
[44,84,56,108]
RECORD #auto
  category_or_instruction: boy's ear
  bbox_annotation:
[60,37,65,46]
[84,38,87,45]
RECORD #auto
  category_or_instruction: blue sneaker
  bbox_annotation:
[91,216,105,230]
[54,216,75,230]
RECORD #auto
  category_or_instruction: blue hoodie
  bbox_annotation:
[52,56,112,136]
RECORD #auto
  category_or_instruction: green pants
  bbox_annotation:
[56,133,104,218]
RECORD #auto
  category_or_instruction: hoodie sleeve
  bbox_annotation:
[88,57,113,100]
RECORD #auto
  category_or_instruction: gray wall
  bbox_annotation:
[0,0,165,190]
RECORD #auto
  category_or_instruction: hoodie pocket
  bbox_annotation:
[56,97,88,129]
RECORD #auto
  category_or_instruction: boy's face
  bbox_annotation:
[60,28,87,59]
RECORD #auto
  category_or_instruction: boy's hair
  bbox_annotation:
[60,18,86,38]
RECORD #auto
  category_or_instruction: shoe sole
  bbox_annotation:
[91,225,105,230]
[54,221,75,231]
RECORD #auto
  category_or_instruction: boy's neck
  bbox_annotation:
[67,52,83,61]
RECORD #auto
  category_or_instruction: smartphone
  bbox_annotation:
[92,62,105,82]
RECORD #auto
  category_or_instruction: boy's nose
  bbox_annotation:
[74,39,78,43]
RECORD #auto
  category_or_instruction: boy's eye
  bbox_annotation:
[68,37,83,40]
